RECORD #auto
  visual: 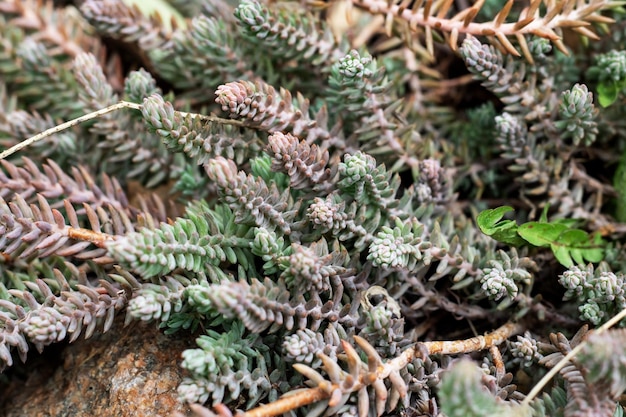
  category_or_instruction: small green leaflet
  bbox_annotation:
[517,222,568,246]
[477,206,605,267]
[597,81,620,107]
[596,79,626,108]
[476,206,526,247]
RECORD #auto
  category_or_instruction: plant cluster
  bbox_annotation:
[1,0,626,416]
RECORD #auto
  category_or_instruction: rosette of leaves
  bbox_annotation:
[558,263,626,325]
[554,84,598,147]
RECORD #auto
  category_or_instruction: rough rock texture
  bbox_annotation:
[0,317,193,417]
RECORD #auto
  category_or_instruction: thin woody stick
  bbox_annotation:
[352,0,613,56]
[0,102,140,161]
[421,320,522,355]
[489,345,506,379]
[236,387,328,417]
[521,306,626,407]
[225,320,523,417]
[0,227,115,262]
[0,100,244,161]
[67,227,117,247]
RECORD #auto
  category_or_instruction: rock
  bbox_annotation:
[0,317,193,417]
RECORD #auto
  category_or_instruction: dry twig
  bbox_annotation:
[521,306,626,407]
[211,321,524,417]
[351,0,616,60]
[0,101,244,161]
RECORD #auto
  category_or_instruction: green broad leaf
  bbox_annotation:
[476,206,525,246]
[551,218,580,228]
[575,244,604,265]
[597,81,620,108]
[549,230,604,267]
[517,222,568,247]
[550,229,589,267]
[556,231,595,263]
[554,228,589,245]
[551,244,574,268]
[477,206,514,233]
[581,246,604,263]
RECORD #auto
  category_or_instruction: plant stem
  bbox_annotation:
[225,320,523,417]
[522,306,626,407]
[0,101,244,160]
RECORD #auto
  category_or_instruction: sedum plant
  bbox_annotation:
[2,0,626,416]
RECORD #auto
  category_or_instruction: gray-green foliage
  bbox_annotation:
[559,264,626,325]
[439,359,531,417]
[1,1,626,417]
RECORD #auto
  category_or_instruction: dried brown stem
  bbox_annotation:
[224,320,524,417]
[423,320,523,354]
[352,0,615,54]
[234,388,328,417]
[67,227,117,247]
[0,101,243,161]
[490,345,505,376]
[522,306,626,407]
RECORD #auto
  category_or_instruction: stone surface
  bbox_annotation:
[0,317,193,417]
